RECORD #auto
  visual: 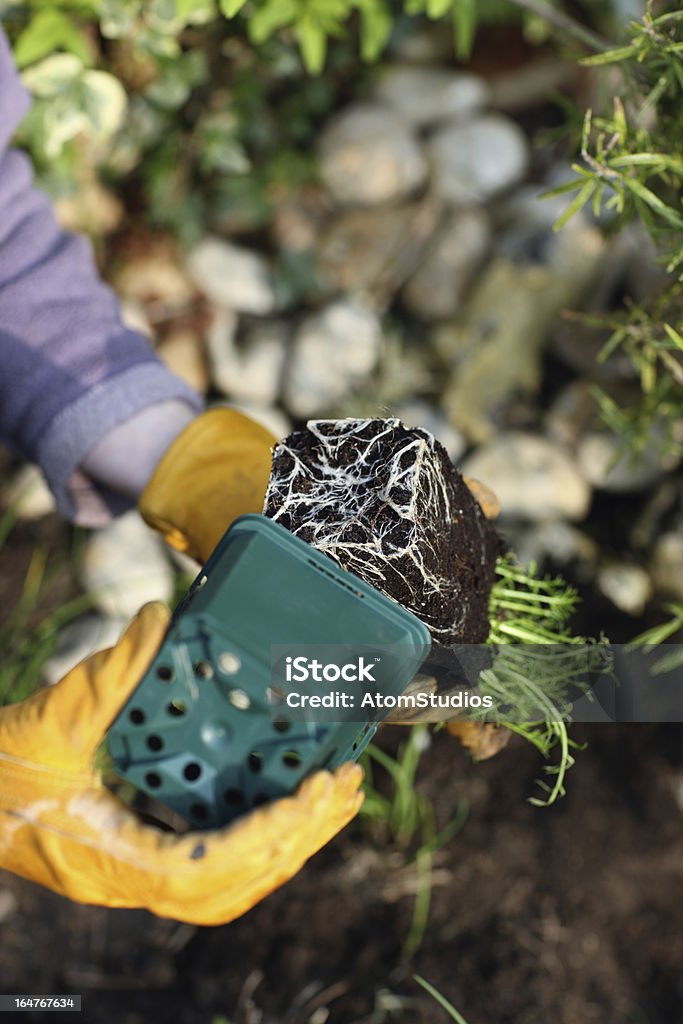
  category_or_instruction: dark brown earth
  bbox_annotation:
[2,487,683,1024]
[2,722,683,1024]
[264,418,501,645]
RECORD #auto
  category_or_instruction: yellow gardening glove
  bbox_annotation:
[462,476,500,521]
[139,408,277,564]
[0,603,363,925]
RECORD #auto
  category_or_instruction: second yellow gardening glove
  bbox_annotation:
[0,603,363,925]
[139,408,277,564]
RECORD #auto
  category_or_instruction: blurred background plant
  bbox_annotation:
[542,5,683,461]
[1,1,679,440]
[1,0,370,243]
[0,506,90,706]
[0,5,630,229]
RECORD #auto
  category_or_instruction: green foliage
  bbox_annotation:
[0,508,91,707]
[540,2,683,467]
[414,975,470,1024]
[580,285,683,463]
[4,0,359,240]
[219,0,480,74]
[628,602,683,675]
[3,0,620,243]
[360,727,468,957]
[452,0,476,59]
[487,557,581,645]
[13,8,92,68]
[361,726,468,851]
[544,99,683,266]
[484,556,609,806]
[19,55,127,162]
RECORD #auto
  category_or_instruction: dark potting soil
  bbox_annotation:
[263,418,501,645]
[4,723,683,1024]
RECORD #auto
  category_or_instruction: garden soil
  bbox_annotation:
[2,720,683,1024]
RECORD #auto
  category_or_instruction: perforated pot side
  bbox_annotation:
[263,418,501,645]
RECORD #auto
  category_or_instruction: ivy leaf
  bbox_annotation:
[354,0,392,62]
[219,0,250,17]
[452,0,476,60]
[14,10,92,70]
[176,0,215,20]
[426,0,452,20]
[248,0,299,43]
[81,69,128,137]
[20,53,84,97]
[298,14,326,74]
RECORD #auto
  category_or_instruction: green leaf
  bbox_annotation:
[20,52,84,96]
[426,0,451,20]
[298,14,326,73]
[414,976,470,1024]
[592,180,606,218]
[82,69,128,137]
[176,0,215,21]
[580,44,637,66]
[248,0,298,42]
[628,604,683,648]
[355,0,392,62]
[666,245,683,275]
[650,646,683,675]
[14,10,91,70]
[540,173,591,199]
[27,0,100,14]
[664,322,683,351]
[553,178,596,231]
[452,0,475,59]
[219,0,249,16]
[611,153,683,175]
[624,177,683,229]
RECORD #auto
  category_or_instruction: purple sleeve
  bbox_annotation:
[0,27,203,523]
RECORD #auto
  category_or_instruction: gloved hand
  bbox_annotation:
[0,603,363,925]
[462,476,500,521]
[139,407,277,564]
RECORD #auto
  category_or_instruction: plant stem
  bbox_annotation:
[507,0,610,52]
